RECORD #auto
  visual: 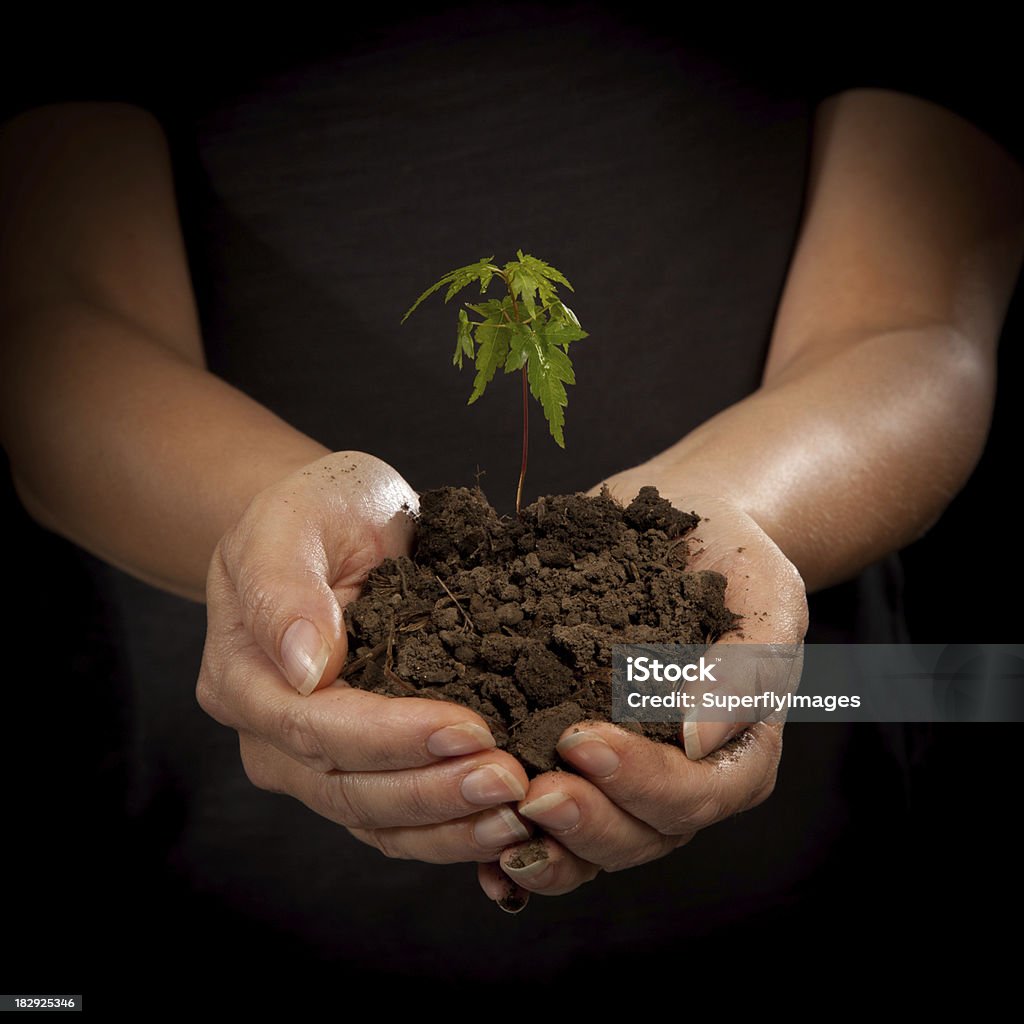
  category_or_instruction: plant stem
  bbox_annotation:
[503,273,529,516]
[516,365,529,516]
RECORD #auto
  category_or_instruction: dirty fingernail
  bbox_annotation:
[462,765,527,805]
[473,806,531,849]
[281,619,331,696]
[683,719,736,760]
[479,865,529,912]
[503,839,552,884]
[519,792,580,831]
[557,731,620,776]
[427,722,496,757]
[496,884,529,914]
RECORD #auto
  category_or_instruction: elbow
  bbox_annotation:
[900,325,996,541]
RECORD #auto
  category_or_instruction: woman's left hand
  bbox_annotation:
[478,486,807,905]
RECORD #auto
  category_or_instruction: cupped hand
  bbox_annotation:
[197,452,531,864]
[479,481,807,902]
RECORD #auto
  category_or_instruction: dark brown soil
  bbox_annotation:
[342,486,737,775]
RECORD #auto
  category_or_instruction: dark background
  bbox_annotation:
[2,6,1020,1008]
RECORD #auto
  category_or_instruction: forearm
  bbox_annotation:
[602,90,1023,592]
[602,322,993,591]
[1,303,328,600]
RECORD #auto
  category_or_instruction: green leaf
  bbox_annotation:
[503,252,575,309]
[468,317,510,405]
[517,250,573,292]
[403,251,584,452]
[454,308,474,369]
[402,256,496,322]
[504,322,532,372]
[549,299,582,327]
[465,298,506,320]
[526,327,575,448]
[542,319,588,350]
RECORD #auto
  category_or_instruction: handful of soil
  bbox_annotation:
[342,486,737,775]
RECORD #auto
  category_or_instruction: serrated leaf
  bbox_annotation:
[520,251,577,296]
[454,308,474,369]
[504,259,545,306]
[468,319,510,405]
[465,298,506,319]
[503,252,573,308]
[443,260,492,303]
[404,251,584,455]
[517,251,573,291]
[402,256,495,322]
[526,329,575,448]
[504,322,532,372]
[543,319,588,350]
[549,299,582,327]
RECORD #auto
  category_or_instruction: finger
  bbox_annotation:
[213,451,417,696]
[672,495,807,757]
[240,733,529,829]
[346,804,533,864]
[200,633,502,771]
[498,837,601,896]
[556,720,783,834]
[682,496,808,644]
[681,642,804,759]
[516,772,686,871]
[478,863,530,914]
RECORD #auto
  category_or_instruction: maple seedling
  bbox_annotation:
[403,251,587,514]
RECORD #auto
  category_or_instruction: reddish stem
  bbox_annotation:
[516,365,529,516]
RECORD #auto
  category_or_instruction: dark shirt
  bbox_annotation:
[2,6,1020,999]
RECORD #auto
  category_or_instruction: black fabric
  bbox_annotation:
[3,6,1021,1003]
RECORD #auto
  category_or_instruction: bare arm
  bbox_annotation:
[600,89,1024,591]
[0,102,328,600]
[0,102,535,873]
[491,88,1024,901]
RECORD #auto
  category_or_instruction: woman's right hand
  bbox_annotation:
[196,451,532,864]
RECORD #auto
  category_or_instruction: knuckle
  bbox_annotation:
[391,773,440,823]
[278,701,333,773]
[673,784,726,833]
[368,829,403,860]
[612,766,674,812]
[235,560,281,628]
[240,743,279,794]
[313,772,374,830]
[194,670,223,721]
[346,827,387,855]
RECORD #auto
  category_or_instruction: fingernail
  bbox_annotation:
[683,719,736,760]
[478,865,527,910]
[519,792,580,832]
[496,884,529,914]
[473,806,531,849]
[503,840,551,883]
[427,722,496,757]
[557,731,620,777]
[281,619,331,696]
[462,765,527,805]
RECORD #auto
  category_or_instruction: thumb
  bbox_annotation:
[223,525,348,696]
[217,455,418,696]
[280,609,346,697]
